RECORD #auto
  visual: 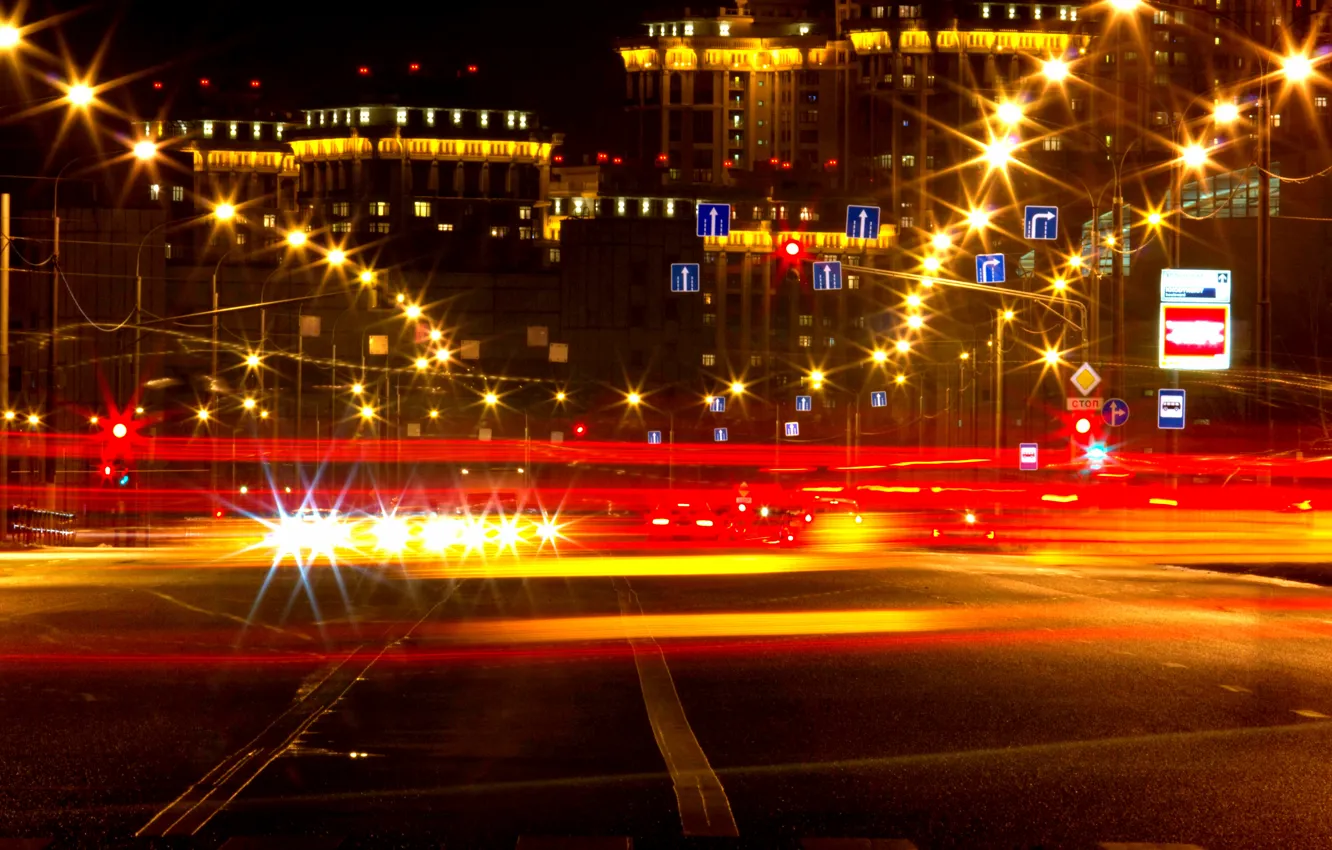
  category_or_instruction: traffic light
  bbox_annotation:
[1069,415,1108,471]
[573,422,587,439]
[99,416,134,486]
[777,238,805,262]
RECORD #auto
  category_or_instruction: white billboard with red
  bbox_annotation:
[1159,269,1232,371]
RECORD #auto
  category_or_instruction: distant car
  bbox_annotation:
[926,509,997,547]
[729,505,803,546]
[803,495,863,526]
[647,502,728,542]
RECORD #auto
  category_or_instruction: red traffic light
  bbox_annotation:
[111,422,128,439]
[778,238,804,260]
[573,423,587,437]
[1074,417,1091,434]
[103,465,112,477]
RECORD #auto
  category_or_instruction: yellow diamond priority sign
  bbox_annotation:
[1070,362,1102,397]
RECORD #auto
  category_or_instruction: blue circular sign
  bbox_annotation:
[1101,398,1130,427]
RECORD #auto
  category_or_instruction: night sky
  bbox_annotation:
[40,0,651,156]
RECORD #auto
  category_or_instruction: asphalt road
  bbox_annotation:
[4,543,1332,849]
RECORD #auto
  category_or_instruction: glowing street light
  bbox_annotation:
[435,348,449,362]
[214,203,236,222]
[1283,52,1314,83]
[26,413,39,426]
[1042,57,1070,83]
[285,231,307,248]
[1053,277,1068,291]
[871,349,889,364]
[134,406,144,415]
[359,405,375,420]
[351,382,364,395]
[359,270,374,285]
[1181,143,1208,168]
[729,381,745,394]
[894,373,907,385]
[930,231,951,252]
[906,314,924,330]
[242,397,256,410]
[65,83,94,108]
[259,410,269,419]
[133,140,157,161]
[1102,234,1116,248]
[327,248,346,266]
[626,392,642,406]
[895,339,911,353]
[959,351,970,361]
[89,415,99,425]
[429,328,443,342]
[996,100,1024,126]
[414,357,429,370]
[982,137,1015,170]
[0,24,20,49]
[483,392,499,405]
[1108,0,1141,12]
[245,353,260,368]
[906,293,923,308]
[966,208,991,230]
[404,304,422,320]
[1147,211,1163,226]
[922,255,942,273]
[1214,101,1241,124]
[1068,255,1084,269]
[196,408,210,422]
[1003,309,1015,321]
[429,409,440,419]
[555,391,567,402]
[1044,348,1061,365]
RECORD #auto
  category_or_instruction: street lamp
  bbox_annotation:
[327,248,346,266]
[242,397,256,410]
[894,374,907,385]
[214,202,236,221]
[245,353,260,369]
[359,405,375,420]
[729,381,745,395]
[1181,143,1208,169]
[351,382,364,395]
[906,293,923,308]
[627,392,642,406]
[404,304,422,320]
[196,408,210,422]
[930,232,951,252]
[65,83,94,108]
[966,208,991,230]
[555,391,566,402]
[1282,53,1314,83]
[0,24,20,49]
[871,350,888,364]
[429,328,443,342]
[981,137,1015,171]
[133,140,157,161]
[1041,57,1070,83]
[906,314,924,330]
[1214,101,1241,124]
[895,339,911,353]
[995,100,1024,126]
[1044,348,1061,366]
[285,231,307,248]
[435,348,449,362]
[414,357,429,371]
[922,256,942,273]
[483,392,499,405]
[358,270,374,285]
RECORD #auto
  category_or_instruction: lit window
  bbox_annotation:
[702,353,717,366]
[847,275,859,290]
[519,205,532,220]
[507,111,517,128]
[453,110,462,125]
[229,122,237,139]
[1033,5,1041,18]
[616,198,626,215]
[149,184,160,201]
[171,185,184,202]
[553,199,563,214]
[1059,5,1069,19]
[1008,4,1016,18]
[1273,113,1282,127]
[519,226,535,239]
[369,201,388,216]
[981,3,990,17]
[519,114,527,129]
[479,111,489,128]
[799,207,812,221]
[900,215,914,228]
[263,214,276,228]
[642,198,652,215]
[490,226,509,238]
[719,22,730,36]
[305,113,311,126]
[798,335,812,348]
[202,121,213,138]
[369,222,391,234]
[345,110,351,124]
[396,109,408,125]
[665,200,675,216]
[1317,96,1328,112]
[798,24,810,34]
[164,242,172,259]
[276,125,283,139]
[548,247,561,263]
[414,200,432,217]
[331,222,351,233]
[1042,137,1063,151]
[360,110,370,123]
[901,154,916,167]
[799,314,813,326]
[438,223,454,232]
[236,233,247,246]
[252,123,261,140]
[425,109,435,126]
[685,22,695,35]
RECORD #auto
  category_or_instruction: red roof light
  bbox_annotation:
[553,154,564,164]
[612,156,623,165]
[357,66,370,76]
[152,81,163,90]
[467,64,478,73]
[596,152,609,163]
[199,78,210,87]
[250,79,261,88]
[409,63,420,72]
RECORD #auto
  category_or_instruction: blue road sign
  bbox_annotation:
[709,396,726,413]
[976,253,1006,284]
[1101,397,1130,427]
[647,430,663,445]
[812,260,842,291]
[846,205,881,239]
[714,427,729,442]
[784,421,799,438]
[869,390,888,408]
[1019,443,1039,471]
[1158,389,1186,430]
[670,263,700,293]
[696,203,731,237]
[1024,205,1059,240]
[795,395,813,412]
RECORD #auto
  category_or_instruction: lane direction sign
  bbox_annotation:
[647,430,662,445]
[976,253,1006,283]
[846,205,881,239]
[1101,398,1129,427]
[812,260,842,291]
[784,421,799,437]
[1024,205,1059,240]
[869,390,888,408]
[697,203,731,237]
[714,427,729,442]
[795,395,813,412]
[670,263,700,293]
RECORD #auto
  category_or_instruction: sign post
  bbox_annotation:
[975,253,1006,284]
[1023,205,1059,240]
[1019,443,1039,471]
[696,203,731,237]
[869,390,888,408]
[784,422,799,438]
[670,263,701,293]
[1158,389,1186,430]
[713,427,729,442]
[1101,398,1130,427]
[1159,269,1231,371]
[811,260,842,291]
[795,395,812,412]
[845,205,881,239]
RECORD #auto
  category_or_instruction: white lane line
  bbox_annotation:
[1293,709,1330,719]
[614,577,738,838]
[1162,662,1188,669]
[1219,685,1252,694]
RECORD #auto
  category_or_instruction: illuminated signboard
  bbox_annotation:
[1159,303,1231,370]
[1159,268,1231,371]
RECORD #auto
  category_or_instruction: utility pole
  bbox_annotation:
[994,313,1005,454]
[1257,0,1274,447]
[1,193,8,540]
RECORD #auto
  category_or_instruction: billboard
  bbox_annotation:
[1159,303,1231,370]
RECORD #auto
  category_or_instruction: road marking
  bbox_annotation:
[1293,709,1329,719]
[1219,685,1251,694]
[1161,662,1187,669]
[1099,844,1207,849]
[614,577,738,837]
[136,586,460,837]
